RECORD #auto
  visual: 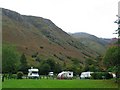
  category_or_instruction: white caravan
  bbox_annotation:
[48,72,54,76]
[57,71,73,79]
[80,71,93,79]
[28,67,39,79]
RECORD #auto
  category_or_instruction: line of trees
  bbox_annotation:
[2,44,20,74]
[2,44,63,75]
[2,44,30,75]
[103,17,120,82]
[2,43,106,77]
[3,36,120,80]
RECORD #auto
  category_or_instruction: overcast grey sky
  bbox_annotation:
[0,0,119,38]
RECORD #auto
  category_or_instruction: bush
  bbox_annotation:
[91,72,113,79]
[17,71,24,79]
[11,74,17,79]
[104,72,113,79]
[92,72,104,79]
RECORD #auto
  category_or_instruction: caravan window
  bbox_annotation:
[69,73,71,75]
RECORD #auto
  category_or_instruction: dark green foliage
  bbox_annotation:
[17,71,23,79]
[35,57,41,62]
[62,58,82,75]
[114,17,120,81]
[63,65,81,76]
[54,63,62,73]
[103,45,120,82]
[85,58,95,65]
[19,53,29,74]
[83,58,101,72]
[39,63,51,75]
[2,44,20,74]
[91,72,113,79]
[84,65,99,72]
[2,74,5,82]
[105,73,113,79]
[45,58,56,71]
[103,46,120,70]
[71,58,80,65]
[20,54,27,64]
[39,58,62,75]
[116,25,120,37]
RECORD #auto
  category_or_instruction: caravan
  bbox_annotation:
[28,67,39,79]
[57,71,73,79]
[80,71,93,79]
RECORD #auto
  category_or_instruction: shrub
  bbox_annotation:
[11,74,17,79]
[104,72,113,79]
[91,72,113,79]
[17,71,24,79]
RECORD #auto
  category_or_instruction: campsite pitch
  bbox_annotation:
[2,79,118,88]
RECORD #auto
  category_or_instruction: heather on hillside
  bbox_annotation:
[2,8,110,73]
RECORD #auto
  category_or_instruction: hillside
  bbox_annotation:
[71,32,111,55]
[2,8,101,68]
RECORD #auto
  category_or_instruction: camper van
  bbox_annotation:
[57,71,73,79]
[28,67,39,79]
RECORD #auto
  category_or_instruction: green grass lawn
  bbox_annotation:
[2,79,118,88]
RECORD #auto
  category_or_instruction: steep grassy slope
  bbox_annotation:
[71,32,111,55]
[2,8,100,67]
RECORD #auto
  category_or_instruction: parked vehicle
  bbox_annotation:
[28,67,39,79]
[48,72,54,76]
[80,71,93,79]
[57,71,73,79]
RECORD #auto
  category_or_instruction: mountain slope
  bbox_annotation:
[71,32,111,55]
[2,8,100,67]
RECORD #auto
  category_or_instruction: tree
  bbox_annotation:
[19,53,28,74]
[39,63,51,75]
[20,54,27,64]
[2,44,20,74]
[45,58,56,71]
[103,46,120,81]
[54,62,62,73]
[83,58,101,72]
[104,15,120,83]
[39,58,62,74]
[64,65,81,76]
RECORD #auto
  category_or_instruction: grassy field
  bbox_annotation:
[2,79,118,88]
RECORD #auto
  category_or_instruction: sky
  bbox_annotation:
[0,0,119,38]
